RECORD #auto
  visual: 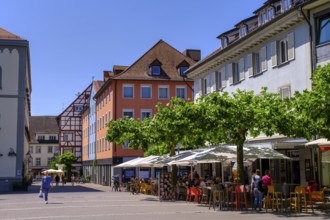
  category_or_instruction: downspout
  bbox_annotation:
[300,6,315,75]
[114,80,117,153]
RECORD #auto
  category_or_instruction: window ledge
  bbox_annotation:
[316,41,330,48]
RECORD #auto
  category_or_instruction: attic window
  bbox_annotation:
[239,26,247,38]
[179,66,188,76]
[152,66,161,76]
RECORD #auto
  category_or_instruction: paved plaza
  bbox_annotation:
[0,182,329,220]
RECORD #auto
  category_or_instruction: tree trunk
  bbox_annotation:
[236,143,244,184]
[169,144,178,189]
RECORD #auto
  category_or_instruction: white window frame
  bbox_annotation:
[158,85,169,99]
[141,109,152,121]
[122,109,134,119]
[271,32,294,67]
[239,26,247,38]
[29,146,33,153]
[175,86,187,100]
[279,85,291,99]
[123,84,134,98]
[140,85,152,99]
[47,146,53,153]
[36,158,41,166]
[36,146,41,154]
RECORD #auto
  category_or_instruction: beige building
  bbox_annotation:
[0,27,31,192]
[29,116,59,178]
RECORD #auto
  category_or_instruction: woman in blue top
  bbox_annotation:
[40,171,53,204]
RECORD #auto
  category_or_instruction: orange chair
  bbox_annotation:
[186,187,191,202]
[308,187,327,212]
[189,187,202,203]
[230,185,247,210]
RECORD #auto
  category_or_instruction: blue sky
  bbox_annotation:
[1,0,265,115]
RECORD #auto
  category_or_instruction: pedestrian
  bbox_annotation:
[55,174,60,186]
[71,174,75,186]
[61,175,65,186]
[251,169,263,211]
[262,170,272,206]
[40,171,53,204]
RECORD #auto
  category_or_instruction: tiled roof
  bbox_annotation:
[93,80,104,92]
[0,27,25,40]
[29,116,59,142]
[112,40,196,81]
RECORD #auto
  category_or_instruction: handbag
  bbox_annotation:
[38,190,43,198]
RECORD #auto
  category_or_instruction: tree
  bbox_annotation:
[198,88,287,183]
[49,152,76,177]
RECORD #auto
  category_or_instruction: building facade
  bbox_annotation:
[186,0,330,186]
[82,40,198,185]
[0,28,31,192]
[29,116,59,178]
[57,84,92,174]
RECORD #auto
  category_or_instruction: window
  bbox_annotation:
[141,85,152,99]
[37,136,45,141]
[279,85,291,99]
[74,105,83,112]
[239,26,247,38]
[201,78,207,95]
[36,146,41,153]
[281,0,292,12]
[158,86,169,99]
[215,68,226,90]
[267,7,275,20]
[123,84,134,98]
[141,109,152,120]
[63,134,72,141]
[49,136,56,140]
[36,158,41,166]
[221,37,228,48]
[317,14,330,45]
[123,140,129,149]
[47,158,52,165]
[249,46,267,76]
[54,146,60,155]
[271,32,294,67]
[229,58,244,85]
[176,86,186,100]
[179,66,188,76]
[48,146,53,153]
[123,109,134,118]
[29,146,33,153]
[152,66,161,76]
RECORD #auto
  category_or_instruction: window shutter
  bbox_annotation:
[239,58,245,80]
[271,41,277,67]
[221,67,226,88]
[211,72,216,92]
[248,54,253,77]
[228,64,233,85]
[287,32,295,61]
[206,76,211,94]
[260,46,267,72]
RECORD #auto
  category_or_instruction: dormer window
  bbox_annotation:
[177,60,190,76]
[152,66,161,75]
[239,25,247,38]
[282,0,292,12]
[179,67,188,76]
[149,59,162,76]
[221,37,228,48]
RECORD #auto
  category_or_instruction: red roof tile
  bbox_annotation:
[0,27,25,40]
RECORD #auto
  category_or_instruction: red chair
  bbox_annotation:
[230,185,248,210]
[189,187,202,203]
[186,187,191,202]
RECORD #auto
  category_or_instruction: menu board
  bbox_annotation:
[159,172,174,201]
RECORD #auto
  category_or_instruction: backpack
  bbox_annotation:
[257,179,264,192]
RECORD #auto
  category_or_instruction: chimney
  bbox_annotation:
[103,71,114,81]
[183,49,201,62]
[113,65,128,75]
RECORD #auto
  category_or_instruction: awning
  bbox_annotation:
[295,138,328,149]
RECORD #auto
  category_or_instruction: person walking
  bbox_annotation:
[61,175,65,186]
[71,174,75,186]
[55,175,60,187]
[40,171,53,204]
[251,169,263,211]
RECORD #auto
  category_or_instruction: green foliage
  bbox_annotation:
[48,153,76,176]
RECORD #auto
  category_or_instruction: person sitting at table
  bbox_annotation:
[199,178,206,188]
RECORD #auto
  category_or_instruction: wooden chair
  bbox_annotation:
[289,186,307,212]
[308,187,327,212]
[230,184,247,210]
[265,185,283,212]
